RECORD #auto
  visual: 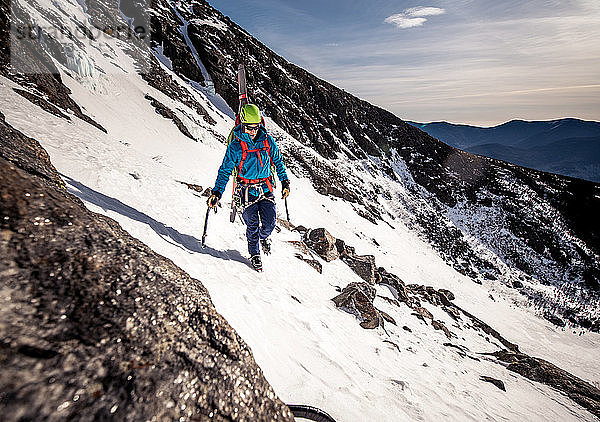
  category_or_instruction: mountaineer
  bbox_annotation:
[207,104,290,272]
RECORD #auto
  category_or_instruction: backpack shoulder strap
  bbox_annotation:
[238,136,249,174]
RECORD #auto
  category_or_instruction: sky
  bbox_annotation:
[207,0,600,126]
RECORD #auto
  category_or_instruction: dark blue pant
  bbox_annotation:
[242,197,276,256]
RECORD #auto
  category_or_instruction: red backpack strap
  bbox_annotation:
[238,138,248,174]
[263,137,274,167]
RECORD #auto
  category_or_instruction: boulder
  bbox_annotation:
[335,238,354,256]
[303,228,339,262]
[341,254,377,284]
[376,267,410,303]
[331,282,383,329]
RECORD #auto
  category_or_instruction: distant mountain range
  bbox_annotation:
[407,119,600,183]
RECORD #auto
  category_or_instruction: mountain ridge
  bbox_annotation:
[407,118,600,182]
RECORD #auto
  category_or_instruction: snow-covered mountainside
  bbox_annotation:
[1,0,600,420]
[149,1,600,330]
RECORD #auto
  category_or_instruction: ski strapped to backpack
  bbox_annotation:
[229,63,278,221]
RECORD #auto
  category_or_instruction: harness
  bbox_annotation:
[233,134,276,208]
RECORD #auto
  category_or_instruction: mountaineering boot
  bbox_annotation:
[250,254,263,272]
[260,238,271,255]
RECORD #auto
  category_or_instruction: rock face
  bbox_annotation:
[0,117,293,420]
[494,350,600,417]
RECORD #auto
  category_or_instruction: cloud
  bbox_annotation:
[384,6,445,29]
[404,6,446,17]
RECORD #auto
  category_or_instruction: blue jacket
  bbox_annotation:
[213,124,288,197]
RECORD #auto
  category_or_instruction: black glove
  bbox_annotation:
[207,190,221,207]
[281,179,290,199]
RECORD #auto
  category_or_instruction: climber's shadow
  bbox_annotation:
[62,175,250,266]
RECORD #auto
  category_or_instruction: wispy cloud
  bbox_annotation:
[384,6,445,29]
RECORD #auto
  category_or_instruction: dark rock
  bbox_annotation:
[512,279,524,288]
[439,288,455,301]
[294,253,322,274]
[442,305,461,321]
[178,180,203,194]
[341,253,377,284]
[443,343,467,357]
[335,238,350,256]
[145,94,195,141]
[379,311,397,326]
[494,350,600,417]
[383,340,400,352]
[544,312,566,328]
[0,113,65,191]
[412,307,433,322]
[403,326,412,332]
[12,88,71,120]
[432,320,452,339]
[480,376,506,392]
[376,268,411,304]
[304,228,339,262]
[377,295,401,307]
[0,120,293,421]
[331,282,383,329]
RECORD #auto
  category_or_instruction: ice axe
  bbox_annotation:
[201,204,217,248]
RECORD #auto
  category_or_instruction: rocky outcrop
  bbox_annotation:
[303,228,338,262]
[322,223,596,416]
[145,94,196,141]
[336,241,377,284]
[0,116,293,420]
[0,0,106,133]
[480,376,506,392]
[332,282,388,329]
[494,350,600,417]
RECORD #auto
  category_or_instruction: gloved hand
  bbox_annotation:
[281,179,290,199]
[207,190,221,208]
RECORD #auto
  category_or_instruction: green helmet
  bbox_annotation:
[240,104,261,124]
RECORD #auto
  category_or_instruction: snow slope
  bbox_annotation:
[1,0,599,420]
